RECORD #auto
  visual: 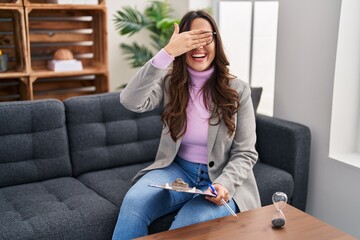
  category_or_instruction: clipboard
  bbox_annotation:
[148,178,216,197]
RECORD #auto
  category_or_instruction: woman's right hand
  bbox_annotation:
[164,23,213,58]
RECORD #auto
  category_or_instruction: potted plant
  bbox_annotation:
[113,0,179,68]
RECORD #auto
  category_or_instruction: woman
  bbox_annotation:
[112,10,261,240]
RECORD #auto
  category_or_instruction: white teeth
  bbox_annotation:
[192,54,206,58]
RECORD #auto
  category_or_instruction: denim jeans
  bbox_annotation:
[112,156,239,240]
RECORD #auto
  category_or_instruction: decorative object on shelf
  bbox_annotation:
[271,192,288,228]
[0,50,8,72]
[113,0,179,68]
[53,48,74,60]
[48,48,83,72]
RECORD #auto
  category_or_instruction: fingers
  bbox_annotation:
[189,29,213,35]
[173,23,179,35]
[164,27,214,57]
[185,32,212,49]
[178,31,211,47]
[191,31,213,42]
[172,23,211,41]
[205,194,226,206]
[205,184,229,206]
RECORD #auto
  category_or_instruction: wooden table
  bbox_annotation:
[136,204,356,240]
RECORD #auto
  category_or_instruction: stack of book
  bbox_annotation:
[48,60,83,72]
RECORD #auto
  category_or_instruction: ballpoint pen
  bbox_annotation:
[208,184,238,219]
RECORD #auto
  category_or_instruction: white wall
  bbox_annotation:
[275,0,360,238]
[106,0,154,91]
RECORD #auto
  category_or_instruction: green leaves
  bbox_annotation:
[156,18,177,30]
[145,0,171,23]
[113,7,149,36]
[114,1,178,68]
[120,42,154,68]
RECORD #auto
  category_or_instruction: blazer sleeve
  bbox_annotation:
[120,60,169,113]
[213,82,258,197]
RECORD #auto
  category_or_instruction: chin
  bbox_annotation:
[189,64,211,72]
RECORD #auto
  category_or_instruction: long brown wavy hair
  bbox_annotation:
[162,10,240,141]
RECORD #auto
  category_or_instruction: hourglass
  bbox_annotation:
[271,192,288,228]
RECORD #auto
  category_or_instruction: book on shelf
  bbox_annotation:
[48,59,83,72]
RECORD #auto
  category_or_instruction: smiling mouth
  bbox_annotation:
[191,53,206,60]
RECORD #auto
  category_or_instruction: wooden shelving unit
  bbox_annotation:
[0,0,108,102]
[0,0,23,7]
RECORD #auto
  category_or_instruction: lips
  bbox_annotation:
[191,52,207,62]
[192,53,206,58]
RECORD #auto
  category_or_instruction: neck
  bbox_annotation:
[187,65,215,88]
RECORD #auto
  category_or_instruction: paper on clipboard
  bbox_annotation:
[148,178,216,197]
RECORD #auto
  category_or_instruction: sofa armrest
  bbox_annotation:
[255,114,311,211]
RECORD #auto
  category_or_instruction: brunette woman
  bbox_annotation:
[112,10,261,240]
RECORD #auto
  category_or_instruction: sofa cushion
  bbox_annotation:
[0,100,72,188]
[0,177,118,240]
[77,162,151,206]
[253,162,294,206]
[77,162,179,234]
[64,92,163,176]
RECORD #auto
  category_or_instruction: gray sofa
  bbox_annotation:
[0,92,311,239]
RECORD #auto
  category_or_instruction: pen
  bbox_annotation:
[208,184,238,219]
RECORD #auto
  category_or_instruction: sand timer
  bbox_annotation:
[271,192,288,228]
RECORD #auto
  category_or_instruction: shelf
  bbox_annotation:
[24,0,105,8]
[0,8,28,75]
[0,0,108,101]
[0,71,27,78]
[25,4,105,10]
[0,0,22,7]
[29,67,107,78]
[26,8,108,73]
[31,73,108,100]
[0,77,28,101]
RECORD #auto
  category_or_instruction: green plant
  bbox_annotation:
[113,0,179,68]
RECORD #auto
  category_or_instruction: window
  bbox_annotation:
[329,0,360,168]
[217,0,279,116]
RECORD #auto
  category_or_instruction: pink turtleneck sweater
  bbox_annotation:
[152,49,213,164]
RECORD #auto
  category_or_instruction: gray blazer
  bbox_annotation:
[120,61,261,212]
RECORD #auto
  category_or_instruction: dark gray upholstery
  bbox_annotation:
[0,91,311,239]
[64,93,162,176]
[0,177,117,240]
[256,114,311,210]
[77,162,151,206]
[0,99,118,240]
[253,162,294,206]
[0,100,72,188]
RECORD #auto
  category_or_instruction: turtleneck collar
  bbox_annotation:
[187,65,215,88]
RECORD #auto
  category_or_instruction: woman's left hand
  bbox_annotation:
[204,184,229,206]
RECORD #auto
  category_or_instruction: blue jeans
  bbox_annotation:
[112,156,239,240]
